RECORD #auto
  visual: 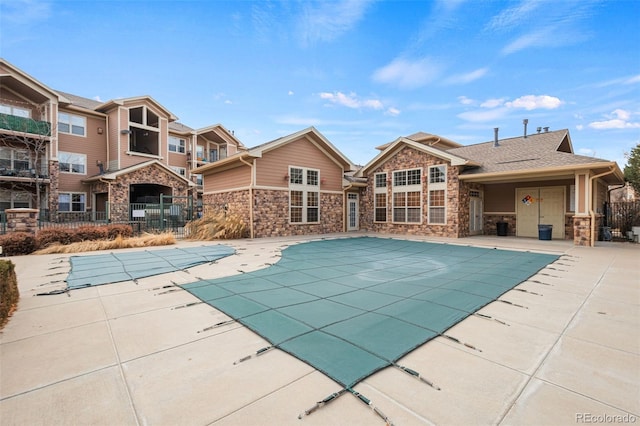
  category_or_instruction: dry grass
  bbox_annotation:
[186,210,247,240]
[33,232,176,254]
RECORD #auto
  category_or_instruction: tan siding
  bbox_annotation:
[204,165,251,193]
[256,137,343,190]
[57,111,107,177]
[484,179,574,213]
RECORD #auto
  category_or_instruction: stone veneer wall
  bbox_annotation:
[573,215,592,246]
[360,147,462,238]
[103,165,190,222]
[47,160,59,215]
[203,190,251,226]
[484,214,517,236]
[204,189,343,238]
[5,208,39,234]
[253,189,343,238]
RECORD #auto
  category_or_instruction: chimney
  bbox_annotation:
[523,119,528,138]
[543,126,550,133]
[493,127,500,147]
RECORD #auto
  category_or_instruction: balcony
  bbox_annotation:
[0,113,52,136]
[0,167,49,180]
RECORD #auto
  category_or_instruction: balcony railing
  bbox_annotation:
[0,167,49,179]
[0,113,51,136]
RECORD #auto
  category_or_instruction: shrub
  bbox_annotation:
[0,232,37,256]
[186,210,248,240]
[0,260,19,329]
[36,228,77,248]
[75,225,109,241]
[106,224,133,239]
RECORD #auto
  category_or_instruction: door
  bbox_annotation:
[347,193,359,231]
[516,187,565,239]
[469,191,483,235]
[539,187,565,239]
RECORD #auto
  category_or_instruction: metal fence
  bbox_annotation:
[604,200,640,240]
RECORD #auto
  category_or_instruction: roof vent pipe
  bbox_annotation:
[493,127,499,147]
[537,127,542,134]
[523,119,528,138]
[544,127,550,133]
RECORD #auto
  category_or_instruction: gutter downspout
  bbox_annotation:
[238,156,255,239]
[589,167,615,247]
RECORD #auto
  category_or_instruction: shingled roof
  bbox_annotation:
[451,129,614,176]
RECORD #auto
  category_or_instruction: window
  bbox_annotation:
[429,165,446,184]
[0,103,31,118]
[374,172,387,222]
[59,193,86,212]
[58,112,86,136]
[169,136,186,153]
[59,152,86,174]
[193,174,203,186]
[289,166,320,223]
[0,147,31,171]
[0,189,31,211]
[392,168,422,223]
[170,166,186,176]
[428,165,447,224]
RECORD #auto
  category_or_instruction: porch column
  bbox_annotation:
[573,171,592,246]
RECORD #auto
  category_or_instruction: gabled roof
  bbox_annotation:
[193,127,354,174]
[0,58,70,104]
[194,123,246,150]
[376,132,463,151]
[452,129,624,183]
[359,136,477,176]
[83,159,195,186]
[95,96,178,121]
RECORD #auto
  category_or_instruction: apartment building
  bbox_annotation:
[0,58,244,222]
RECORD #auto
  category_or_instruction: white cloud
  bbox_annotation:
[485,1,541,32]
[288,90,294,96]
[372,57,441,89]
[588,109,640,129]
[505,95,563,110]
[457,107,509,123]
[298,0,373,46]
[385,107,401,117]
[93,96,103,102]
[458,96,475,105]
[576,124,584,131]
[480,98,507,108]
[445,68,489,85]
[319,91,384,110]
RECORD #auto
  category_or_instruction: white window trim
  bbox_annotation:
[0,103,31,118]
[374,172,387,223]
[58,192,87,212]
[289,166,320,224]
[169,136,186,154]
[392,168,423,224]
[171,166,186,176]
[58,112,87,137]
[428,165,447,225]
[58,151,87,175]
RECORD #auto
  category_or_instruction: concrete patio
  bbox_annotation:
[1,233,638,425]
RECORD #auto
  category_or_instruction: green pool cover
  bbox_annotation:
[183,237,559,388]
[66,245,235,289]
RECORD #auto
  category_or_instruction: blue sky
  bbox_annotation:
[1,0,638,167]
